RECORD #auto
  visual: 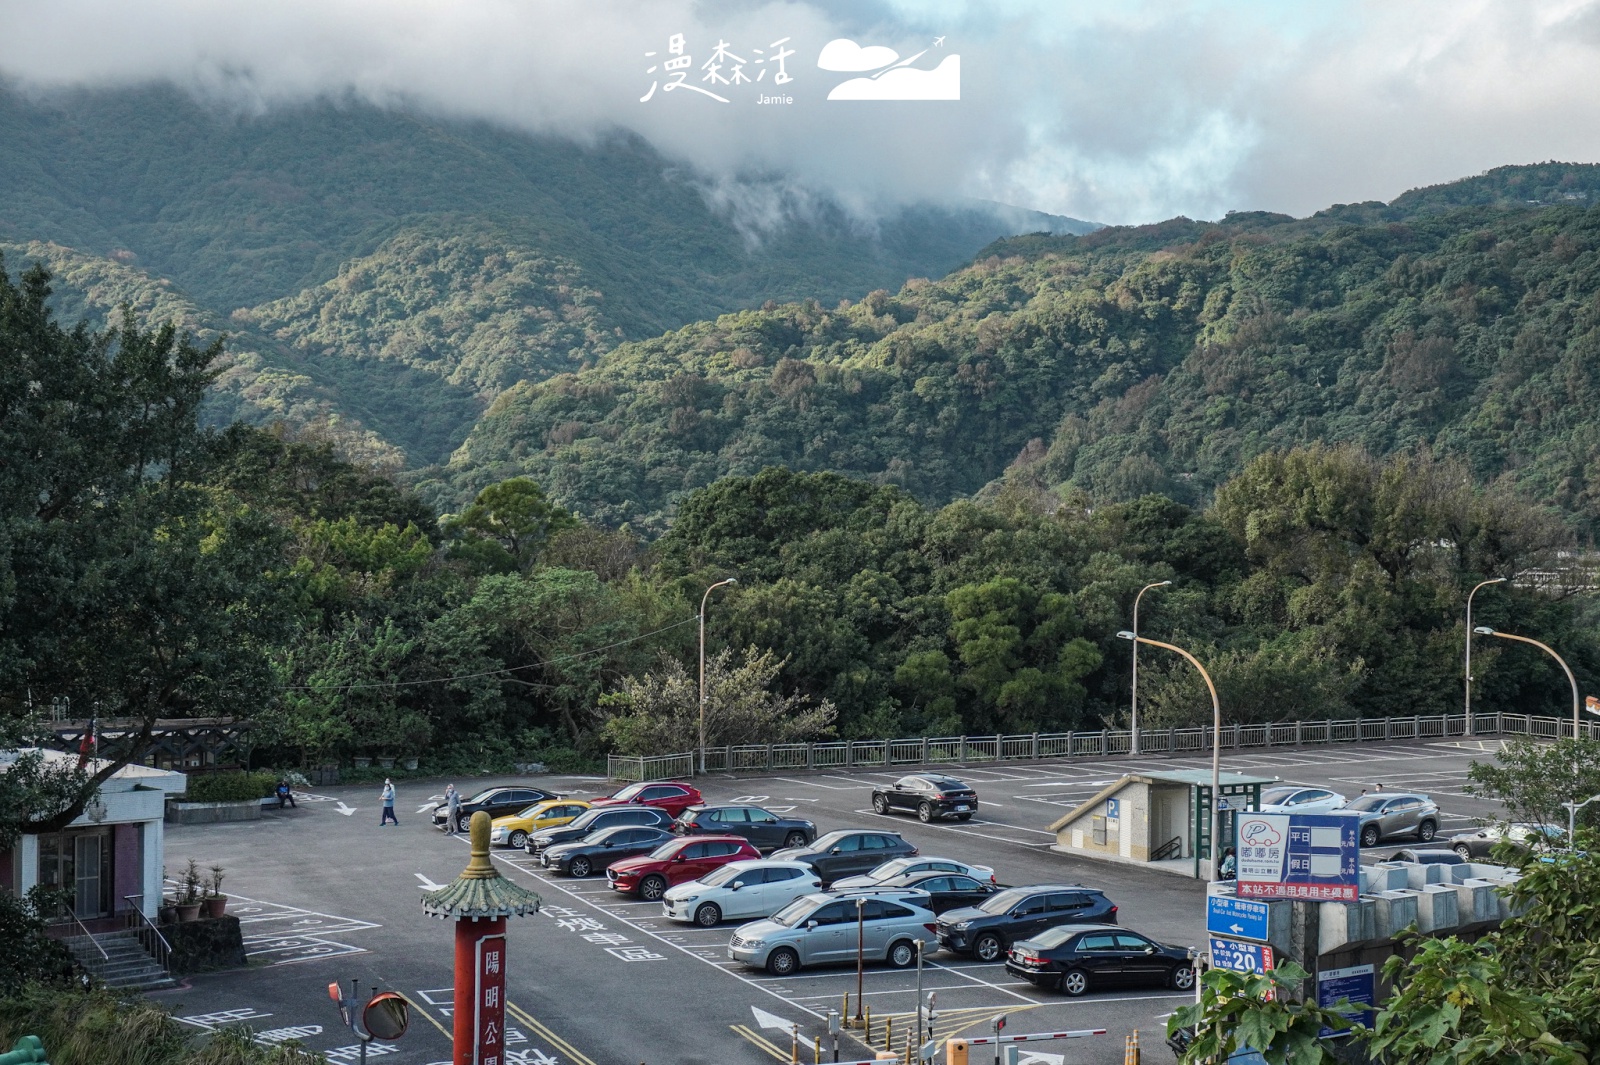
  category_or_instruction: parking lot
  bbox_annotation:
[153,737,1515,1065]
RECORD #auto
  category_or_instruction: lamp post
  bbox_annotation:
[699,577,737,775]
[1562,794,1600,848]
[1464,577,1506,736]
[1130,580,1172,756]
[1117,630,1222,879]
[1474,627,1579,741]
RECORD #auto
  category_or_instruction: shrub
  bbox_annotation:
[183,771,277,803]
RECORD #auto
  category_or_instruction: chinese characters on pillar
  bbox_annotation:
[474,934,508,1065]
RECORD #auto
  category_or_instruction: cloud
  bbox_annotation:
[817,38,901,71]
[1,0,1598,226]
[828,55,959,100]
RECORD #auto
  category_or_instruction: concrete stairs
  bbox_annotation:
[64,929,176,991]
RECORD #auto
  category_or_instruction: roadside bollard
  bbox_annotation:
[814,1035,821,1064]
[865,1006,873,1043]
[792,1024,800,1065]
[1125,1029,1140,1065]
[885,1016,893,1051]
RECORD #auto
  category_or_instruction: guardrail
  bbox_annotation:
[607,711,1597,779]
[122,895,172,976]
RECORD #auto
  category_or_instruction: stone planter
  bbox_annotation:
[377,756,396,769]
[164,915,247,975]
[176,902,202,922]
[402,757,419,771]
[203,896,228,919]
[159,904,179,925]
[165,799,262,825]
[353,756,373,768]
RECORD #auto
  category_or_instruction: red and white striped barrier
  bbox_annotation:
[962,1028,1108,1046]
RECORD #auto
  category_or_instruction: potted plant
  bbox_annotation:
[176,859,203,922]
[203,866,228,918]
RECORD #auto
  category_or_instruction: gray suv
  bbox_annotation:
[771,830,917,885]
[727,891,937,975]
[1344,792,1440,847]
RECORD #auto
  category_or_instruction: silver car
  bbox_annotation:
[1256,786,1347,815]
[1343,792,1440,847]
[727,891,937,975]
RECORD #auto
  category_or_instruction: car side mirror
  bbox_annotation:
[830,847,841,855]
[731,882,743,891]
[673,854,686,862]
[807,920,819,929]
[1144,946,1156,954]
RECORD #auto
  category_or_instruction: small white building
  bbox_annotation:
[0,749,186,926]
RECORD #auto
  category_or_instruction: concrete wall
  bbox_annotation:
[1061,782,1154,860]
[165,799,262,825]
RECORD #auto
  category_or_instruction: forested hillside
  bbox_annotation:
[432,169,1600,538]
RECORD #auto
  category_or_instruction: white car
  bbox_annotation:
[662,860,822,927]
[830,856,996,891]
[1256,786,1348,815]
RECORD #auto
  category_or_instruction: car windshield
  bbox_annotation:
[586,827,629,843]
[1030,925,1085,948]
[770,899,815,927]
[1260,787,1298,805]
[810,831,852,850]
[465,788,501,804]
[701,865,748,887]
[1343,795,1389,812]
[979,888,1030,914]
[611,783,647,800]
[869,859,916,881]
[513,804,549,818]
[647,841,686,859]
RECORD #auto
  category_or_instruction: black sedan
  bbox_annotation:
[673,805,817,852]
[542,826,676,877]
[865,871,1003,914]
[771,830,917,885]
[871,775,978,823]
[526,806,675,856]
[1005,923,1195,996]
[433,785,561,829]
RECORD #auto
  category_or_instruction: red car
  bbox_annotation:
[606,835,761,900]
[590,781,703,819]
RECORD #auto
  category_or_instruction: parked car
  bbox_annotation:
[871,775,979,823]
[1448,822,1565,861]
[1343,792,1441,847]
[771,830,918,885]
[1386,848,1466,865]
[1005,924,1195,996]
[488,800,592,849]
[832,856,996,890]
[525,806,676,857]
[1255,785,1348,815]
[673,805,817,852]
[541,826,676,877]
[607,836,762,900]
[663,860,823,927]
[433,785,562,829]
[727,892,938,975]
[854,871,1003,914]
[937,885,1118,962]
[589,781,704,819]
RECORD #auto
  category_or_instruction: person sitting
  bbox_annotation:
[1219,847,1237,879]
[275,779,297,808]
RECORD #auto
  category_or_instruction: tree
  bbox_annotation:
[1168,962,1354,1065]
[1466,738,1600,832]
[443,477,577,571]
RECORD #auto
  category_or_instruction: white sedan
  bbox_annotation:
[663,860,822,927]
[830,856,996,891]
[1256,785,1348,815]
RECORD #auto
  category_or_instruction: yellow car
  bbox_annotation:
[489,800,593,848]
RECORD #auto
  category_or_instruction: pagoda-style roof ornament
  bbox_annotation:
[421,810,542,920]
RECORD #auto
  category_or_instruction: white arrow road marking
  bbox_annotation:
[416,873,445,891]
[1020,1053,1063,1065]
[334,802,357,816]
[417,803,439,813]
[751,1006,793,1031]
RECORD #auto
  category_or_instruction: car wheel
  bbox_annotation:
[784,831,808,849]
[568,856,592,878]
[917,802,935,823]
[640,875,668,901]
[1417,819,1437,843]
[1059,969,1089,996]
[956,814,972,822]
[508,830,528,849]
[1170,964,1196,991]
[1453,844,1472,861]
[1361,824,1380,848]
[873,795,891,815]
[694,903,722,927]
[887,940,917,968]
[766,947,800,976]
[973,933,1004,963]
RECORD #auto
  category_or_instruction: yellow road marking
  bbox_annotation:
[507,1000,600,1065]
[731,1023,792,1062]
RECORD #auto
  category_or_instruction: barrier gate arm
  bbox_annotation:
[945,1029,1108,1065]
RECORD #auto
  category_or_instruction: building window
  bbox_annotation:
[37,829,112,919]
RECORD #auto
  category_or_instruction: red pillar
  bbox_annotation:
[453,916,508,1065]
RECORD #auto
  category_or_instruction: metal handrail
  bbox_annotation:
[61,905,108,960]
[123,894,172,973]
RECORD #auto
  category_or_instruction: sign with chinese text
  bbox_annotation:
[1236,812,1359,901]
[473,933,507,1065]
[1317,963,1376,1037]
[1206,894,1270,942]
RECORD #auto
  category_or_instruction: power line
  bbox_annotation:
[284,615,698,693]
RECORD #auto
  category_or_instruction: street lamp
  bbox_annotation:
[699,577,737,775]
[1117,630,1222,879]
[1130,580,1172,756]
[1562,794,1600,847]
[1464,577,1506,737]
[1474,626,1579,741]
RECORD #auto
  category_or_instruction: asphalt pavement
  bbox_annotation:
[152,737,1513,1065]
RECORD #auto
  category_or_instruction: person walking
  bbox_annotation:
[445,783,462,835]
[380,779,398,826]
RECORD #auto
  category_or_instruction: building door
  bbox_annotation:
[38,830,112,919]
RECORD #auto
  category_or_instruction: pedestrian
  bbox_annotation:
[276,778,297,808]
[1219,846,1237,880]
[380,778,398,826]
[445,783,462,835]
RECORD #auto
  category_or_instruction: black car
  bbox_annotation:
[434,785,561,829]
[770,830,918,885]
[1386,848,1467,866]
[526,806,675,856]
[937,885,1117,962]
[542,826,677,877]
[673,805,817,852]
[862,871,1003,915]
[871,775,979,823]
[1005,923,1194,996]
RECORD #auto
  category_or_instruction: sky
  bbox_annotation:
[3,0,1600,225]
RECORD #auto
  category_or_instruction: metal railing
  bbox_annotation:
[122,895,172,976]
[60,906,108,960]
[609,711,1598,779]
